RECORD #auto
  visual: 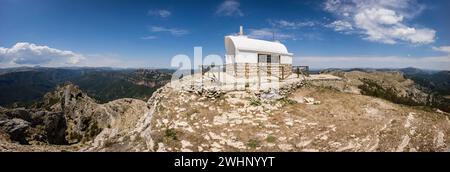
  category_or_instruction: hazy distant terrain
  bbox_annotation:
[0,67,173,107]
[1,67,448,110]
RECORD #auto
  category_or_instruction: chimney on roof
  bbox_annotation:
[239,25,244,36]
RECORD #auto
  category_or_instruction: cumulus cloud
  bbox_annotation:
[150,26,189,36]
[323,0,436,45]
[247,28,295,40]
[216,0,244,17]
[433,46,450,54]
[0,42,152,68]
[0,42,85,67]
[325,20,353,32]
[0,47,7,62]
[148,9,171,18]
[296,56,450,70]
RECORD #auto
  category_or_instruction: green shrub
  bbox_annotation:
[279,97,297,105]
[249,97,262,106]
[266,135,276,143]
[358,78,420,106]
[164,128,178,140]
[247,139,260,149]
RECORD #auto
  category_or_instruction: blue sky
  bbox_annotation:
[0,0,449,69]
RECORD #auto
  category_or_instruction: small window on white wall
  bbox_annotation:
[258,54,269,63]
[258,54,280,63]
[272,55,280,63]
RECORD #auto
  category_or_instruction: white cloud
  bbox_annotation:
[326,20,353,31]
[296,55,450,70]
[357,8,403,25]
[216,0,244,17]
[148,9,171,18]
[0,47,7,62]
[269,19,316,29]
[150,26,189,36]
[433,46,450,54]
[0,42,85,67]
[0,42,150,68]
[140,36,158,40]
[247,28,295,40]
[323,0,436,45]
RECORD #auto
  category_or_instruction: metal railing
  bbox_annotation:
[292,66,309,77]
[199,64,310,80]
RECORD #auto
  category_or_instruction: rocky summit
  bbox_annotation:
[1,70,449,152]
[0,84,152,151]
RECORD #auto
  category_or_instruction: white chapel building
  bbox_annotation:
[224,26,293,80]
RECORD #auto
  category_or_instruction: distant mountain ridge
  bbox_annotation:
[1,66,448,110]
[0,67,173,107]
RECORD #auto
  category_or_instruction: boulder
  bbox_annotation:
[0,118,31,144]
